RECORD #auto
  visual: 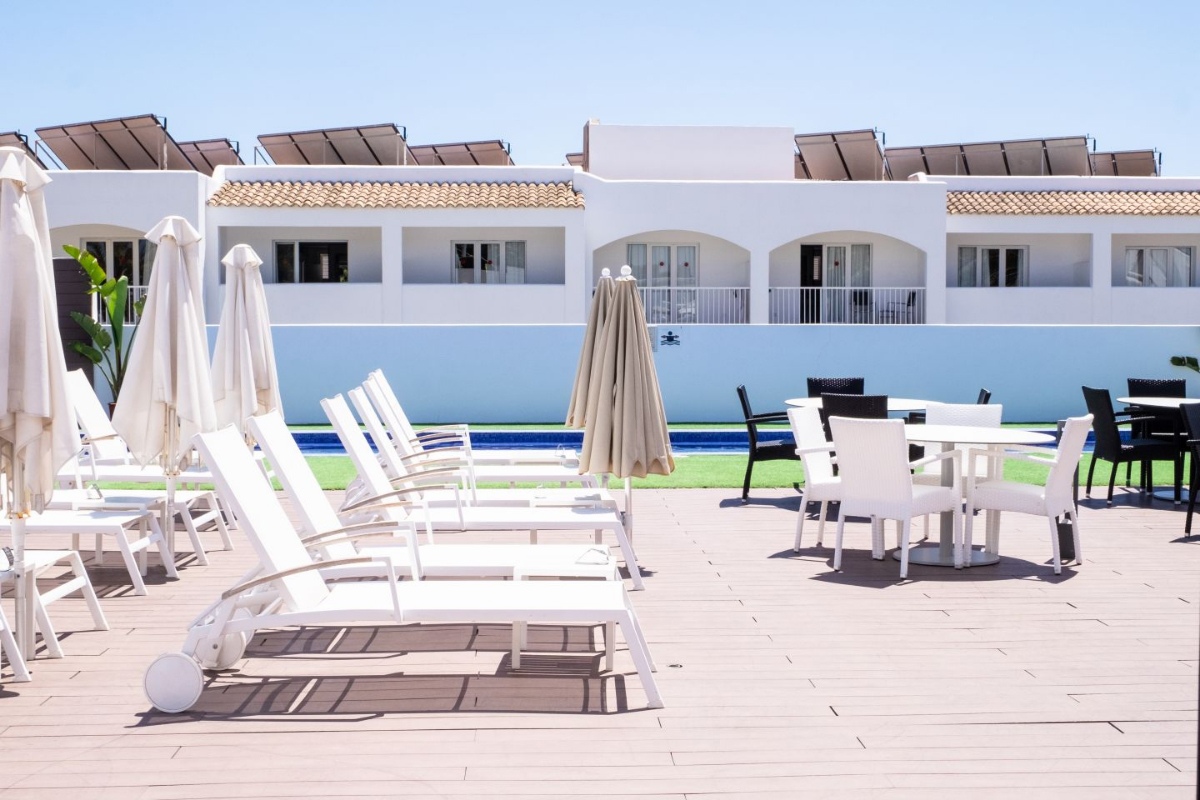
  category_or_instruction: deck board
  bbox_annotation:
[1,487,1196,797]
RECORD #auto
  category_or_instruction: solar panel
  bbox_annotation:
[178,138,242,175]
[34,114,192,170]
[794,129,886,180]
[409,140,514,166]
[565,152,584,167]
[258,123,414,165]
[0,131,46,167]
[884,136,1091,178]
[1090,150,1158,177]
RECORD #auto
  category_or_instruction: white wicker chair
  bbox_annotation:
[787,407,839,552]
[830,416,962,579]
[963,414,1093,574]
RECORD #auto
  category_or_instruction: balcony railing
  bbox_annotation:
[637,287,749,325]
[93,285,148,325]
[769,287,925,324]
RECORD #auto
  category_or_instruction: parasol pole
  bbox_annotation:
[11,455,33,675]
[164,405,178,560]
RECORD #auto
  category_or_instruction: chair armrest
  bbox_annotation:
[910,449,962,490]
[795,444,835,456]
[221,555,376,600]
[747,412,789,424]
[342,481,461,513]
[300,519,408,546]
[965,446,1058,469]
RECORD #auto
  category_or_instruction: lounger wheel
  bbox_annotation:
[144,652,204,713]
[196,630,249,670]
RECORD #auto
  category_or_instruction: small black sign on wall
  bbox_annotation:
[660,330,681,347]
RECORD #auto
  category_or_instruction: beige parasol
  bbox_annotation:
[0,146,79,665]
[566,268,615,429]
[211,244,282,436]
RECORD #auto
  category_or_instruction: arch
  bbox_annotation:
[768,230,927,289]
[591,229,751,287]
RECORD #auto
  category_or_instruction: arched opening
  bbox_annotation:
[768,231,927,324]
[593,230,750,324]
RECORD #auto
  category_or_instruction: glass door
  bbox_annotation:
[823,245,848,322]
[673,245,697,322]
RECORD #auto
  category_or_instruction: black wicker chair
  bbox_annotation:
[1124,378,1187,487]
[807,377,865,397]
[1182,402,1200,534]
[736,385,798,502]
[820,393,888,443]
[1081,386,1183,505]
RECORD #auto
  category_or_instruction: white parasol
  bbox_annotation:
[0,146,79,666]
[112,216,216,556]
[566,268,615,429]
[211,244,282,437]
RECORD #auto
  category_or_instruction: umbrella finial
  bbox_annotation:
[620,265,632,277]
[601,267,611,278]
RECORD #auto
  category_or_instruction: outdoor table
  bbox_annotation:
[785,396,927,413]
[901,423,1056,568]
[1117,396,1198,503]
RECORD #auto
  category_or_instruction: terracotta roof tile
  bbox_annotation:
[208,180,584,209]
[947,190,1200,216]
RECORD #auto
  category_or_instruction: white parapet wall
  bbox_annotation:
[91,324,1200,424]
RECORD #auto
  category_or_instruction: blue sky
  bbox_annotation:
[6,0,1198,174]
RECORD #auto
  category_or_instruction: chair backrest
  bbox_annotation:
[194,426,330,611]
[1046,414,1093,499]
[66,369,128,463]
[823,393,887,419]
[367,370,420,445]
[787,406,834,483]
[735,385,762,448]
[349,385,410,482]
[1081,386,1122,458]
[830,416,913,514]
[1181,402,1200,443]
[247,412,357,557]
[976,388,992,405]
[925,402,1003,428]
[807,377,865,397]
[322,394,413,524]
[1127,378,1186,398]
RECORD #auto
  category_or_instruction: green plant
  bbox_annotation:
[64,244,146,401]
[1170,355,1199,373]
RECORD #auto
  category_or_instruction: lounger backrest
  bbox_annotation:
[194,426,330,610]
[348,386,409,482]
[322,394,414,525]
[246,412,359,556]
[67,369,128,463]
[367,370,420,444]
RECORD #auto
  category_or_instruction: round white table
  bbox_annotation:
[901,423,1056,568]
[1117,396,1198,503]
[786,396,927,413]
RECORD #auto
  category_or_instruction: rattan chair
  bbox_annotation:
[807,377,865,397]
[1081,386,1183,505]
[1181,402,1200,534]
[787,406,839,551]
[1124,378,1187,487]
[736,385,798,502]
[820,393,887,443]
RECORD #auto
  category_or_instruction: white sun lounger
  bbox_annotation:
[325,394,646,589]
[347,385,617,511]
[248,409,618,582]
[0,548,109,668]
[142,425,663,713]
[367,369,579,467]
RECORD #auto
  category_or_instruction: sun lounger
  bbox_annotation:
[325,394,646,589]
[141,425,663,713]
[0,548,108,662]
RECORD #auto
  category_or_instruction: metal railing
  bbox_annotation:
[93,285,148,325]
[637,287,749,325]
[769,287,925,324]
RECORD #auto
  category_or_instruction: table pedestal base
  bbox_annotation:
[1149,487,1189,504]
[893,543,1000,568]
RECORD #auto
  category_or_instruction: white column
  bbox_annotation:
[1090,232,1113,323]
[748,246,770,324]
[380,221,404,323]
[563,216,587,323]
[922,234,947,324]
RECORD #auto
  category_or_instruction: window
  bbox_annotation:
[274,241,349,283]
[957,246,1028,287]
[453,241,526,284]
[1125,247,1194,287]
[83,238,157,286]
[625,243,698,288]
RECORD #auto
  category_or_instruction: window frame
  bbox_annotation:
[272,240,350,284]
[956,245,1029,287]
[1124,246,1194,287]
[451,240,527,284]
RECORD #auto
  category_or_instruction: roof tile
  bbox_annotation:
[947,190,1200,216]
[208,180,584,209]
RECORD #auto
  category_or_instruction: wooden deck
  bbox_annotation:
[1,487,1197,798]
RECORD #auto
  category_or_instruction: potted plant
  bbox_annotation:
[64,244,146,406]
[1170,355,1199,373]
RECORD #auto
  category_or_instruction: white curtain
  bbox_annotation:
[626,244,647,284]
[504,241,526,284]
[850,244,871,287]
[958,247,978,287]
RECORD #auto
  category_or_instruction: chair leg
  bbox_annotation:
[793,499,807,553]
[815,501,827,547]
[1174,453,1184,505]
[1106,464,1118,505]
[1185,471,1197,535]
[741,458,754,501]
[963,502,975,567]
[1047,514,1063,574]
[833,511,847,571]
[1124,460,1131,488]
[1086,460,1097,497]
[898,519,911,580]
[0,608,31,682]
[1067,510,1082,564]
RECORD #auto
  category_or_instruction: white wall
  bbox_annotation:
[399,285,569,323]
[946,288,1096,323]
[156,323,1200,425]
[263,284,386,324]
[44,170,209,233]
[947,233,1091,287]
[593,232,750,286]
[585,123,797,181]
[403,227,566,284]
[216,226,383,283]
